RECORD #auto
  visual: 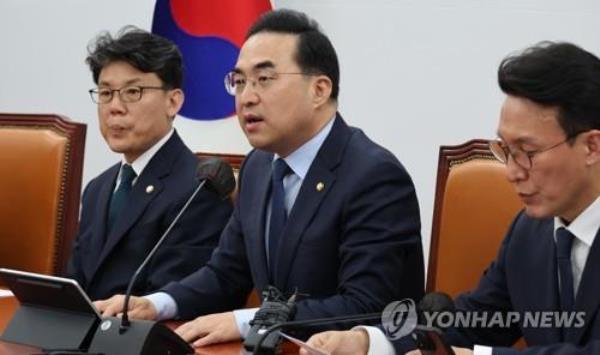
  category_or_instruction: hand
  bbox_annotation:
[302,330,369,355]
[175,311,240,347]
[93,294,158,320]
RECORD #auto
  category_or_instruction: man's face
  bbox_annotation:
[498,95,594,221]
[97,61,183,163]
[234,32,321,157]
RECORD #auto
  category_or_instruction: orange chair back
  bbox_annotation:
[427,139,523,297]
[0,113,85,279]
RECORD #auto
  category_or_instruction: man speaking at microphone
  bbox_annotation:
[66,27,233,301]
[95,9,424,348]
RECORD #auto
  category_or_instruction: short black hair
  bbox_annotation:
[247,9,340,100]
[86,26,183,89]
[498,41,600,137]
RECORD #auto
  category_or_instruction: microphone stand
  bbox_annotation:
[88,179,209,355]
[120,179,207,331]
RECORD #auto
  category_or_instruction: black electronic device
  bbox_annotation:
[0,268,101,351]
[243,287,297,354]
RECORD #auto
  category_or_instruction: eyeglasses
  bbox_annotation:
[489,132,582,170]
[89,85,167,104]
[224,70,311,96]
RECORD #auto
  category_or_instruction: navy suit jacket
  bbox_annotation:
[67,131,233,300]
[163,116,424,331]
[442,211,600,354]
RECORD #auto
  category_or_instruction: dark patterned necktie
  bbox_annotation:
[268,158,291,277]
[107,164,137,233]
[556,227,575,312]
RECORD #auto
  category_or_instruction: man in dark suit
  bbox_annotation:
[66,27,233,301]
[95,9,424,348]
[303,42,600,355]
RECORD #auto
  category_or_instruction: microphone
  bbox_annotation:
[251,311,384,354]
[417,292,455,326]
[88,157,236,355]
[194,156,237,200]
[243,286,298,353]
[412,292,455,355]
[249,292,455,355]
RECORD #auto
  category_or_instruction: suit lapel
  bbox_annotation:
[519,220,562,344]
[90,132,183,279]
[95,176,164,268]
[273,115,351,288]
[570,227,600,343]
[84,164,119,281]
[540,221,563,343]
[246,153,273,290]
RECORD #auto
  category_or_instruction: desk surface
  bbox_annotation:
[0,296,298,354]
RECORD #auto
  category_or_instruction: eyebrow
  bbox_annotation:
[233,60,276,74]
[98,77,143,87]
[495,132,537,146]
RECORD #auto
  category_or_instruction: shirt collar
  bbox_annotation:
[554,195,600,247]
[274,116,335,179]
[122,128,174,177]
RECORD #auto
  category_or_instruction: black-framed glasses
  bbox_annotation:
[489,132,583,170]
[89,85,167,104]
[224,70,311,96]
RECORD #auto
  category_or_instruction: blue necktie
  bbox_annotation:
[556,227,575,312]
[268,158,290,277]
[107,164,137,233]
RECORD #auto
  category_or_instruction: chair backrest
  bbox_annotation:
[427,139,523,297]
[0,113,86,279]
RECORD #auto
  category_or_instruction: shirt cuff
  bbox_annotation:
[144,292,178,321]
[353,325,395,355]
[474,344,493,355]
[233,307,259,338]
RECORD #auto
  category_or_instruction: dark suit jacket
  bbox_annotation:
[163,115,424,331]
[441,211,600,354]
[67,131,233,300]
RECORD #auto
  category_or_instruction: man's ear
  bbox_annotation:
[166,88,184,118]
[583,129,600,165]
[311,75,333,108]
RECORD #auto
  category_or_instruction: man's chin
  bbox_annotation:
[523,206,553,219]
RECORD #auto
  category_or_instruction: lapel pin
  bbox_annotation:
[316,182,325,192]
[145,185,155,194]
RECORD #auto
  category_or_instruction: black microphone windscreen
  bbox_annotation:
[418,292,455,322]
[195,157,236,199]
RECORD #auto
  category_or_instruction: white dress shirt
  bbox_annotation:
[113,128,174,188]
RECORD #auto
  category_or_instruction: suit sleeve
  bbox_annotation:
[145,180,234,294]
[442,213,526,349]
[293,158,424,328]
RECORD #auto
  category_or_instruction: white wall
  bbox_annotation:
[2,0,600,267]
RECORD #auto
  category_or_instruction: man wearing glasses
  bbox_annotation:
[95,9,424,348]
[66,27,233,301]
[304,42,600,355]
